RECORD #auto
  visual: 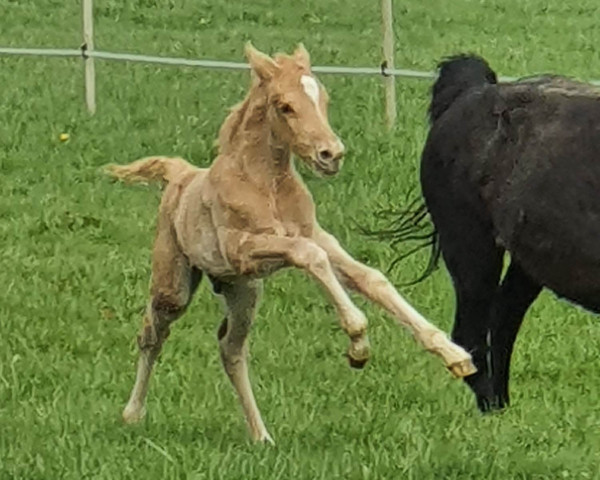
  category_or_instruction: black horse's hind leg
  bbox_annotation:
[489,261,541,409]
[433,213,503,411]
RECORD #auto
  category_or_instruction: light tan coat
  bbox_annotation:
[107,43,475,444]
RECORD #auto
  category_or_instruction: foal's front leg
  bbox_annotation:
[217,278,273,443]
[226,231,370,367]
[313,227,476,377]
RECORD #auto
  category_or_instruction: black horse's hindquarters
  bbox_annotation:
[442,84,600,309]
[412,56,600,411]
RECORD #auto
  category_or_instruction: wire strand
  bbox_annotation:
[0,46,528,81]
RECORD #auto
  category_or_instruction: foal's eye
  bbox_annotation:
[278,103,295,115]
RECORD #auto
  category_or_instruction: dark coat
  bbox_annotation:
[380,55,600,411]
[426,59,600,311]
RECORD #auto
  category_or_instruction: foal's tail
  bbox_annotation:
[429,53,497,123]
[105,156,197,185]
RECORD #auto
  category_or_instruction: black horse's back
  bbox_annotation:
[486,89,600,312]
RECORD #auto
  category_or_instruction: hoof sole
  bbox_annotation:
[347,355,368,369]
[447,359,477,378]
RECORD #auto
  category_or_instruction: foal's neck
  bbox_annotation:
[219,82,294,185]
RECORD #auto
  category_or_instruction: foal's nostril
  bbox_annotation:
[318,149,333,162]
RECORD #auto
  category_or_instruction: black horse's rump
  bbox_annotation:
[369,54,497,285]
[372,53,600,412]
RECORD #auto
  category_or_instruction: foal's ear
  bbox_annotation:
[294,43,311,70]
[244,42,279,80]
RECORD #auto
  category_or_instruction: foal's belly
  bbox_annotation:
[177,214,234,277]
[174,196,292,279]
[173,177,235,277]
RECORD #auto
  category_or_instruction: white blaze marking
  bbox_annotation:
[301,75,320,107]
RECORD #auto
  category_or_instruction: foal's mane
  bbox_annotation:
[217,53,304,156]
[217,77,264,155]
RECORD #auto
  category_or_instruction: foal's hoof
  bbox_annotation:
[346,336,370,369]
[254,431,275,446]
[447,358,477,378]
[348,356,368,369]
[122,404,146,424]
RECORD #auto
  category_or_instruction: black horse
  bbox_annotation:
[379,54,600,411]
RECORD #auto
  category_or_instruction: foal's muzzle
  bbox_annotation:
[314,139,345,176]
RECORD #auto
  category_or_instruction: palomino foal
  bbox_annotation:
[107,43,475,443]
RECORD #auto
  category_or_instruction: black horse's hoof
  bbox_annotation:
[477,395,509,413]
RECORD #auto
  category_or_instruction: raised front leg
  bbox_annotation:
[313,226,476,378]
[223,230,370,367]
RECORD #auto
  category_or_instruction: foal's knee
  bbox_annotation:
[217,317,250,368]
[294,243,330,272]
[137,293,188,350]
[218,336,248,377]
[152,292,188,320]
[217,317,228,341]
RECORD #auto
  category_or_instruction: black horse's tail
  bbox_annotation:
[429,53,497,123]
[364,54,498,285]
[362,196,441,286]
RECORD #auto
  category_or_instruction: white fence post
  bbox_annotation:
[381,0,396,130]
[82,0,96,114]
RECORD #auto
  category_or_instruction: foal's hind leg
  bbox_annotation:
[489,261,541,409]
[216,278,273,443]
[433,215,503,411]
[122,226,201,423]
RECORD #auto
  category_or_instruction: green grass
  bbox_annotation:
[2,0,600,478]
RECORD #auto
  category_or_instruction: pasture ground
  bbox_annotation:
[2,1,600,478]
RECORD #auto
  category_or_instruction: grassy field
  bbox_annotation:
[2,0,600,478]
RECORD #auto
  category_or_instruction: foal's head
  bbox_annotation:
[245,43,345,176]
